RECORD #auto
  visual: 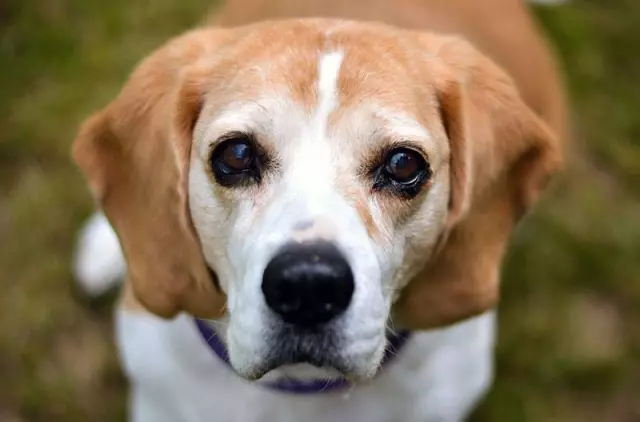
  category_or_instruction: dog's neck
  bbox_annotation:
[194,319,411,394]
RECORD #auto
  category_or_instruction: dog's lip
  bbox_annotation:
[251,336,352,380]
[249,356,351,381]
[206,266,223,293]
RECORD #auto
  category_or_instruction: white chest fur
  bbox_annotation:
[115,309,496,422]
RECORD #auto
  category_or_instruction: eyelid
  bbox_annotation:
[359,140,429,177]
[383,141,428,160]
[209,131,254,151]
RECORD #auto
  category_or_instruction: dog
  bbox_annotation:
[71,0,567,420]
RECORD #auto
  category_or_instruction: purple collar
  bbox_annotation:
[194,319,411,394]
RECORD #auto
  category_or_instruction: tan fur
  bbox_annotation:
[72,29,235,318]
[394,36,561,327]
[72,2,565,327]
[213,0,568,142]
[119,278,149,312]
[340,182,380,240]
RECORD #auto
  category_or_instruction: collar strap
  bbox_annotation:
[194,319,411,394]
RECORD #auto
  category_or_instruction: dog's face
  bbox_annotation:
[72,20,561,381]
[188,36,452,379]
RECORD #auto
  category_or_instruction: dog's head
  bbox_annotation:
[73,20,561,381]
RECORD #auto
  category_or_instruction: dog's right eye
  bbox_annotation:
[210,133,261,186]
[221,140,254,171]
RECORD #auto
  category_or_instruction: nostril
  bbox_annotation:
[261,241,354,327]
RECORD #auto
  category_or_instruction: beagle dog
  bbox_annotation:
[72,0,567,421]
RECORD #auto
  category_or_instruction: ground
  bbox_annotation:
[1,0,639,421]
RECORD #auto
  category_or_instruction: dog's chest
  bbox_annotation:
[115,309,495,422]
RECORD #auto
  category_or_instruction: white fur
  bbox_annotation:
[315,51,343,133]
[73,211,126,296]
[117,307,496,422]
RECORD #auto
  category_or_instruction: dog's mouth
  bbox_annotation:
[252,326,353,380]
[254,356,350,382]
[207,267,223,293]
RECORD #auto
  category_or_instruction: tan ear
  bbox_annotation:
[72,29,231,318]
[393,37,563,329]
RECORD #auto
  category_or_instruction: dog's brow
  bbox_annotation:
[374,109,431,141]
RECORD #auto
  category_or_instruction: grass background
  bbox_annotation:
[1,0,639,420]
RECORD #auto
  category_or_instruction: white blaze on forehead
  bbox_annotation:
[286,50,345,213]
[314,50,344,134]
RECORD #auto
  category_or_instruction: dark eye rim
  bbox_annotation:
[209,132,263,187]
[369,143,431,198]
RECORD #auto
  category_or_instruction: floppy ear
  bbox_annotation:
[72,29,231,318]
[394,37,563,329]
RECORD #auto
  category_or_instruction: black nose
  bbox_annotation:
[262,242,354,326]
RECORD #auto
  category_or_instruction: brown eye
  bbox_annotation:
[371,146,430,198]
[221,141,254,171]
[210,133,261,187]
[384,148,425,183]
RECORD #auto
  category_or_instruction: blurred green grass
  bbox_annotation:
[0,0,639,421]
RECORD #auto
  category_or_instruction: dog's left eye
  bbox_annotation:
[372,147,430,197]
[210,133,261,186]
[385,148,424,183]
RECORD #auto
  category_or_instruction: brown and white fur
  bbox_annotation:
[72,1,567,421]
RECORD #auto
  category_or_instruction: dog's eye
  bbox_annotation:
[210,133,261,186]
[385,148,424,183]
[372,147,430,198]
[221,141,254,171]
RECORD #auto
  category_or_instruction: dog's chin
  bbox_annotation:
[237,346,383,383]
[227,317,388,382]
[244,359,377,384]
[237,348,349,379]
[258,363,345,384]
